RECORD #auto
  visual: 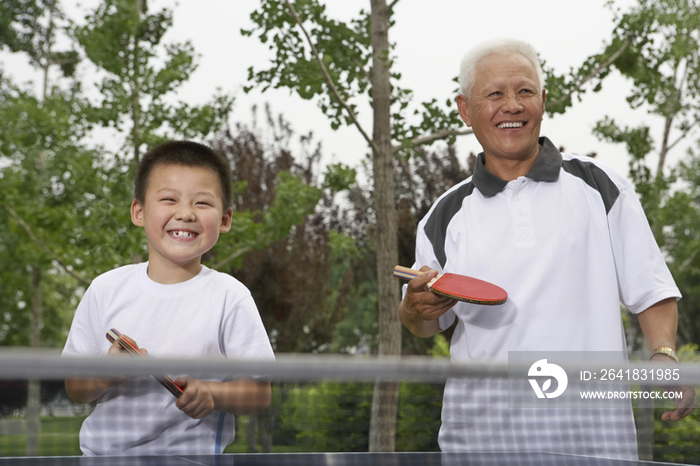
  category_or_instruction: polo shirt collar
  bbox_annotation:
[472,136,562,197]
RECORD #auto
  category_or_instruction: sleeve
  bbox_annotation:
[413,218,457,331]
[608,184,681,314]
[62,284,103,357]
[221,293,275,361]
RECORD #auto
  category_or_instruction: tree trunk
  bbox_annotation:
[132,0,143,166]
[26,266,43,456]
[368,0,401,452]
[657,113,673,178]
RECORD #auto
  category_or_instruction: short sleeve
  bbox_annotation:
[220,294,275,361]
[62,285,103,357]
[608,184,681,314]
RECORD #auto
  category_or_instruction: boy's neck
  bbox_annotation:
[146,257,203,284]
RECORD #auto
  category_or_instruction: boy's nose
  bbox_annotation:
[175,205,196,221]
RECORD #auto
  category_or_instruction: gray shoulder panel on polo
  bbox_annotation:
[561,158,620,214]
[423,137,559,268]
[424,181,476,268]
[422,137,619,268]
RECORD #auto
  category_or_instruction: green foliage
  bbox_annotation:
[587,2,700,350]
[428,333,450,358]
[322,163,356,196]
[592,116,668,223]
[0,0,79,77]
[269,381,441,452]
[244,1,465,149]
[76,0,234,159]
[653,344,700,464]
[243,0,371,130]
[0,59,141,345]
[658,147,700,345]
[208,171,322,271]
[266,171,323,234]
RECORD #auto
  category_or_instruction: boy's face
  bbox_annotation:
[131,163,233,279]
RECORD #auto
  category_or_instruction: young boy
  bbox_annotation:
[63,141,274,455]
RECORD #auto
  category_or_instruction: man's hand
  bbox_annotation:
[651,353,697,422]
[399,266,457,337]
[637,300,695,421]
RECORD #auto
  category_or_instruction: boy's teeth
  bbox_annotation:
[170,231,196,238]
[498,122,524,128]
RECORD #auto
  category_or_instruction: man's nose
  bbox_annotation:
[502,92,524,113]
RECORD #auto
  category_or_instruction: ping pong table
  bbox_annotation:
[0,452,692,466]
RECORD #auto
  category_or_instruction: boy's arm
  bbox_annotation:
[65,377,121,404]
[175,377,272,419]
[65,336,146,404]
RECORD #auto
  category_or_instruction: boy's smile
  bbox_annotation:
[131,163,233,284]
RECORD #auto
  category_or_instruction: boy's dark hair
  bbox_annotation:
[135,141,233,209]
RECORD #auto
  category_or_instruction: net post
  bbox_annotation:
[636,385,655,461]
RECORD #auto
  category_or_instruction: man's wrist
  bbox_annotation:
[651,346,680,363]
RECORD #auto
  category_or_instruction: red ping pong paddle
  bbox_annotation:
[106,328,183,398]
[394,265,508,305]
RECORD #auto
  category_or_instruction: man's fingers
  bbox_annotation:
[661,386,696,422]
[407,268,438,291]
[421,298,457,320]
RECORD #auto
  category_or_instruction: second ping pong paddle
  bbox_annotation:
[394,265,508,305]
[106,328,183,398]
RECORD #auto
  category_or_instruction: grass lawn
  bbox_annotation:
[0,416,84,457]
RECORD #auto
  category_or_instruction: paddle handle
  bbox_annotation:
[393,265,422,281]
[105,328,183,398]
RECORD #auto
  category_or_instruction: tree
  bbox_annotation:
[0,0,143,346]
[76,0,234,168]
[583,0,700,347]
[558,1,700,459]
[243,0,472,450]
[209,106,358,452]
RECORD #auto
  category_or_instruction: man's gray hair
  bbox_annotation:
[458,38,544,99]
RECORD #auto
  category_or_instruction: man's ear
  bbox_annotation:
[131,199,145,227]
[219,207,233,233]
[540,88,547,120]
[456,94,472,127]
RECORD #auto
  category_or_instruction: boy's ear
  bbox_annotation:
[131,199,145,227]
[219,207,233,233]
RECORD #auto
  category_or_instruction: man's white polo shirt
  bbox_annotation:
[412,137,680,458]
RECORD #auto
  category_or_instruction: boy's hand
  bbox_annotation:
[175,377,215,419]
[106,334,147,387]
[108,334,148,357]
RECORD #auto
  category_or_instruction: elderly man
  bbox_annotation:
[398,38,695,459]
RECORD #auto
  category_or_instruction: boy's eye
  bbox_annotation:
[161,198,175,202]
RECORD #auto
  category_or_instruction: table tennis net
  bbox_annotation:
[0,350,699,463]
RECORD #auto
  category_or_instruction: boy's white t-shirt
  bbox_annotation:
[62,262,275,456]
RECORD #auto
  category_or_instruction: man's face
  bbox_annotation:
[457,52,546,165]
